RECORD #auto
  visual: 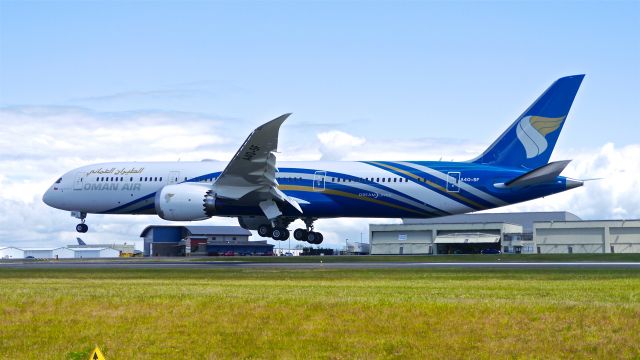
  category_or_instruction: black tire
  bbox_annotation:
[293,228,306,241]
[314,232,324,245]
[306,231,316,243]
[272,227,284,241]
[76,223,88,233]
[258,224,272,238]
[281,229,290,241]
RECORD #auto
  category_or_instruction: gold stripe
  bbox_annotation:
[368,161,485,210]
[279,185,429,216]
[530,116,565,136]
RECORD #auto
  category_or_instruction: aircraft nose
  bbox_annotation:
[42,189,52,207]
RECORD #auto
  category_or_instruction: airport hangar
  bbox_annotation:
[0,246,121,260]
[369,212,640,255]
[140,225,274,256]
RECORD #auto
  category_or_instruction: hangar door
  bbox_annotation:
[434,233,500,254]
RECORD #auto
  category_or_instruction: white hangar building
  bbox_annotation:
[369,212,640,255]
[0,246,121,259]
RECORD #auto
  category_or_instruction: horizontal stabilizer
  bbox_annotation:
[500,160,572,188]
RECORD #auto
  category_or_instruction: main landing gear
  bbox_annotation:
[293,228,323,245]
[72,211,88,233]
[258,218,323,244]
[257,224,291,241]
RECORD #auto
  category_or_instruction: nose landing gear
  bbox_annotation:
[75,222,88,233]
[72,211,88,233]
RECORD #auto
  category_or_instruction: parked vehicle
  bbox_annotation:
[481,248,501,255]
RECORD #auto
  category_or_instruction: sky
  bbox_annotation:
[0,1,638,250]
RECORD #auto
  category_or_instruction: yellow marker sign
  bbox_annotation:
[89,346,105,360]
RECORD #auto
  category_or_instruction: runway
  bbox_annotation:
[1,260,639,270]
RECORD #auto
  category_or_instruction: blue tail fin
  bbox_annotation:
[472,75,584,169]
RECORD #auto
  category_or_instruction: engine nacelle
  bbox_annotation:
[154,183,216,221]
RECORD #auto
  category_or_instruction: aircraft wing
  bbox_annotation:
[213,113,302,220]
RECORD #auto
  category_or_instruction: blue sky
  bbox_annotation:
[0,1,639,248]
[1,1,638,145]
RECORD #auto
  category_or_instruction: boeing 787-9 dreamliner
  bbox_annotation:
[43,75,585,244]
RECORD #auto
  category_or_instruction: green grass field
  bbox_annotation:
[1,267,639,359]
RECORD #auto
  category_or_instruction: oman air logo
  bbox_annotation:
[515,115,565,158]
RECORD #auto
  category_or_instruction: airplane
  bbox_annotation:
[43,75,585,244]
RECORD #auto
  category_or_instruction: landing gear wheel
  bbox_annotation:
[258,224,273,238]
[306,231,317,243]
[306,231,323,244]
[271,227,289,241]
[293,228,307,241]
[76,223,88,233]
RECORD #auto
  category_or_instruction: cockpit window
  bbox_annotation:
[55,178,62,184]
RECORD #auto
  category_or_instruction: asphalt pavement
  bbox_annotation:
[1,260,639,269]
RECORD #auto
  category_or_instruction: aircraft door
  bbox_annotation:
[313,171,326,191]
[73,172,84,190]
[446,172,460,192]
[167,171,181,184]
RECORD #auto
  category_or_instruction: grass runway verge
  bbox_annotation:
[1,267,639,359]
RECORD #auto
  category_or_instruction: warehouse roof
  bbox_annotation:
[184,226,251,236]
[403,211,581,232]
[139,225,252,238]
[68,247,112,252]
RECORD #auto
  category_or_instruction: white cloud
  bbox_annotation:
[496,143,640,220]
[317,130,366,161]
[0,105,638,250]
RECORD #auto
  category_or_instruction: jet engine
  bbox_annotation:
[154,183,217,221]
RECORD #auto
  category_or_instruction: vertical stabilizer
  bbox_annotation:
[472,75,584,169]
